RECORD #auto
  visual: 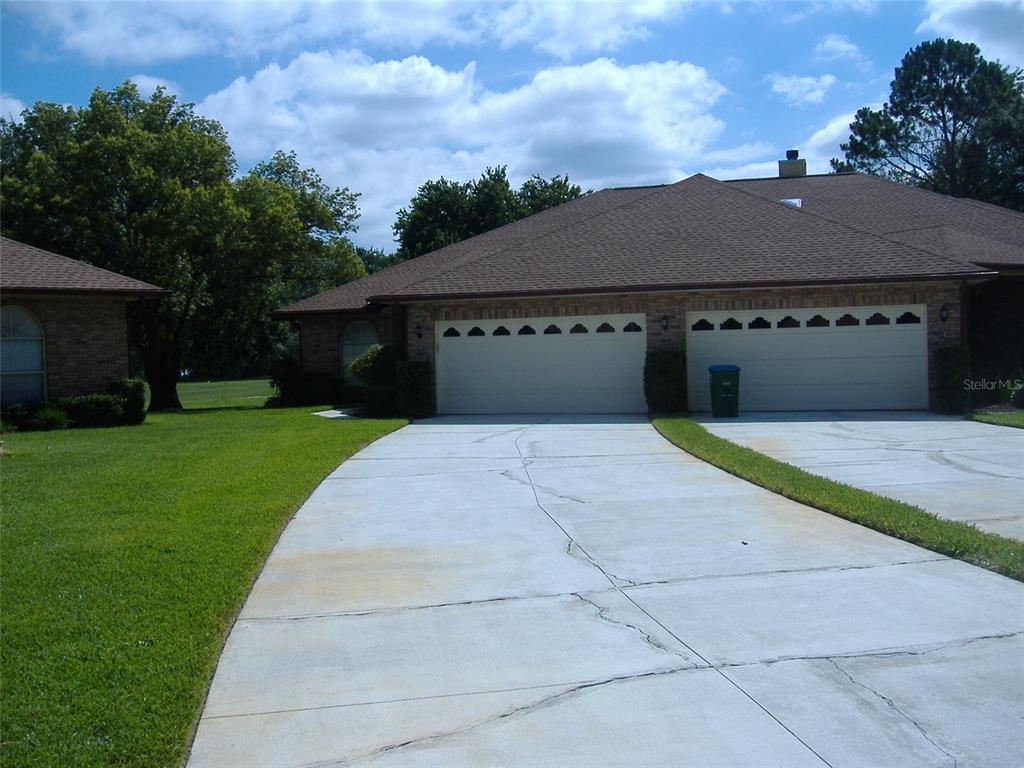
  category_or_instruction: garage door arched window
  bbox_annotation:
[1,306,45,406]
[341,320,379,379]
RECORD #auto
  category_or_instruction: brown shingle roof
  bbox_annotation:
[274,184,662,314]
[276,172,1000,315]
[728,173,1024,267]
[1,238,168,295]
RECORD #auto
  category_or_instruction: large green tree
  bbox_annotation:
[188,152,365,378]
[393,166,585,260]
[1,83,239,409]
[833,39,1024,210]
[0,84,364,406]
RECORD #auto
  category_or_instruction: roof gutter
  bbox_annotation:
[365,270,996,305]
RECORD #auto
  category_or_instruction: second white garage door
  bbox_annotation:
[436,313,647,414]
[686,305,929,411]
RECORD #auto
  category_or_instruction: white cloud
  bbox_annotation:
[704,110,858,179]
[767,73,837,104]
[917,0,1024,69]
[814,33,863,63]
[17,1,690,64]
[129,74,181,98]
[487,0,690,60]
[198,50,726,248]
[0,92,27,122]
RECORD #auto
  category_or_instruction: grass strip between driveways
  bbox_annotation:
[969,409,1024,429]
[652,416,1024,582]
[1,385,405,767]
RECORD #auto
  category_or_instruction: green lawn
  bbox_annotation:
[653,416,1024,581]
[178,377,275,409]
[1,383,404,767]
[970,409,1024,429]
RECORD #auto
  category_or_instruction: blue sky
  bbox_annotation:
[2,1,1022,250]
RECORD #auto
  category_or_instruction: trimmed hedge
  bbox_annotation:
[933,345,971,414]
[111,379,147,424]
[644,350,687,412]
[396,361,434,418]
[2,380,148,431]
[56,394,126,428]
[267,357,360,407]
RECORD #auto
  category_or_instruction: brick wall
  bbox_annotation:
[1,294,132,401]
[405,280,963,407]
[297,307,403,377]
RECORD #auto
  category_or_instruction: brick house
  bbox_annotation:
[274,162,1023,414]
[0,238,167,406]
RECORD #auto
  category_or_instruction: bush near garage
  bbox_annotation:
[933,345,971,413]
[266,356,359,407]
[395,361,434,418]
[644,350,687,412]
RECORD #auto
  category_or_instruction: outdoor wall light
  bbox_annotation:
[661,315,669,332]
[939,304,949,322]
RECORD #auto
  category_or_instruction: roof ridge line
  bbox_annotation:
[370,183,675,302]
[715,176,987,274]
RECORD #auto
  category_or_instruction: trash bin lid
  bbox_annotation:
[708,364,740,373]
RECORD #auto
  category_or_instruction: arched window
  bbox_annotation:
[340,319,379,379]
[442,327,461,338]
[518,325,536,335]
[720,318,742,330]
[543,324,562,334]
[467,326,485,337]
[776,315,800,329]
[569,323,589,334]
[747,317,770,330]
[596,322,615,333]
[1,306,45,405]
[623,321,642,333]
[493,325,511,336]
[690,319,713,331]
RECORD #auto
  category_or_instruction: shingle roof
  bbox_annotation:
[274,184,661,314]
[276,172,1003,315]
[728,173,1024,267]
[1,238,168,295]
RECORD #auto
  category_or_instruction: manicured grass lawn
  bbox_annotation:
[970,409,1024,429]
[653,416,1024,581]
[1,385,404,767]
[178,378,274,409]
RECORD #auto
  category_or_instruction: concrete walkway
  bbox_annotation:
[189,416,1023,768]
[699,412,1024,540]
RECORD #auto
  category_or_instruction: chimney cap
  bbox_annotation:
[786,149,799,161]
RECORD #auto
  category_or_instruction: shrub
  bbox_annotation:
[347,344,401,387]
[363,385,396,417]
[2,403,70,432]
[1012,384,1024,408]
[111,378,147,424]
[644,350,687,412]
[267,357,354,407]
[395,361,433,418]
[933,345,971,414]
[56,394,126,428]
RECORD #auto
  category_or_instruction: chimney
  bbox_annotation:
[778,149,807,178]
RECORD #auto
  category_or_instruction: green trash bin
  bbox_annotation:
[708,364,740,417]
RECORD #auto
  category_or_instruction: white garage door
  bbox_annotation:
[436,313,647,414]
[686,305,928,411]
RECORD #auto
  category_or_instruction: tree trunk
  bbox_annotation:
[146,359,182,411]
[136,307,184,411]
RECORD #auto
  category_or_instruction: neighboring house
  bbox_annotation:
[274,155,1023,414]
[0,238,167,406]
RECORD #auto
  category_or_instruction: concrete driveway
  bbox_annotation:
[189,416,1023,768]
[700,412,1024,540]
